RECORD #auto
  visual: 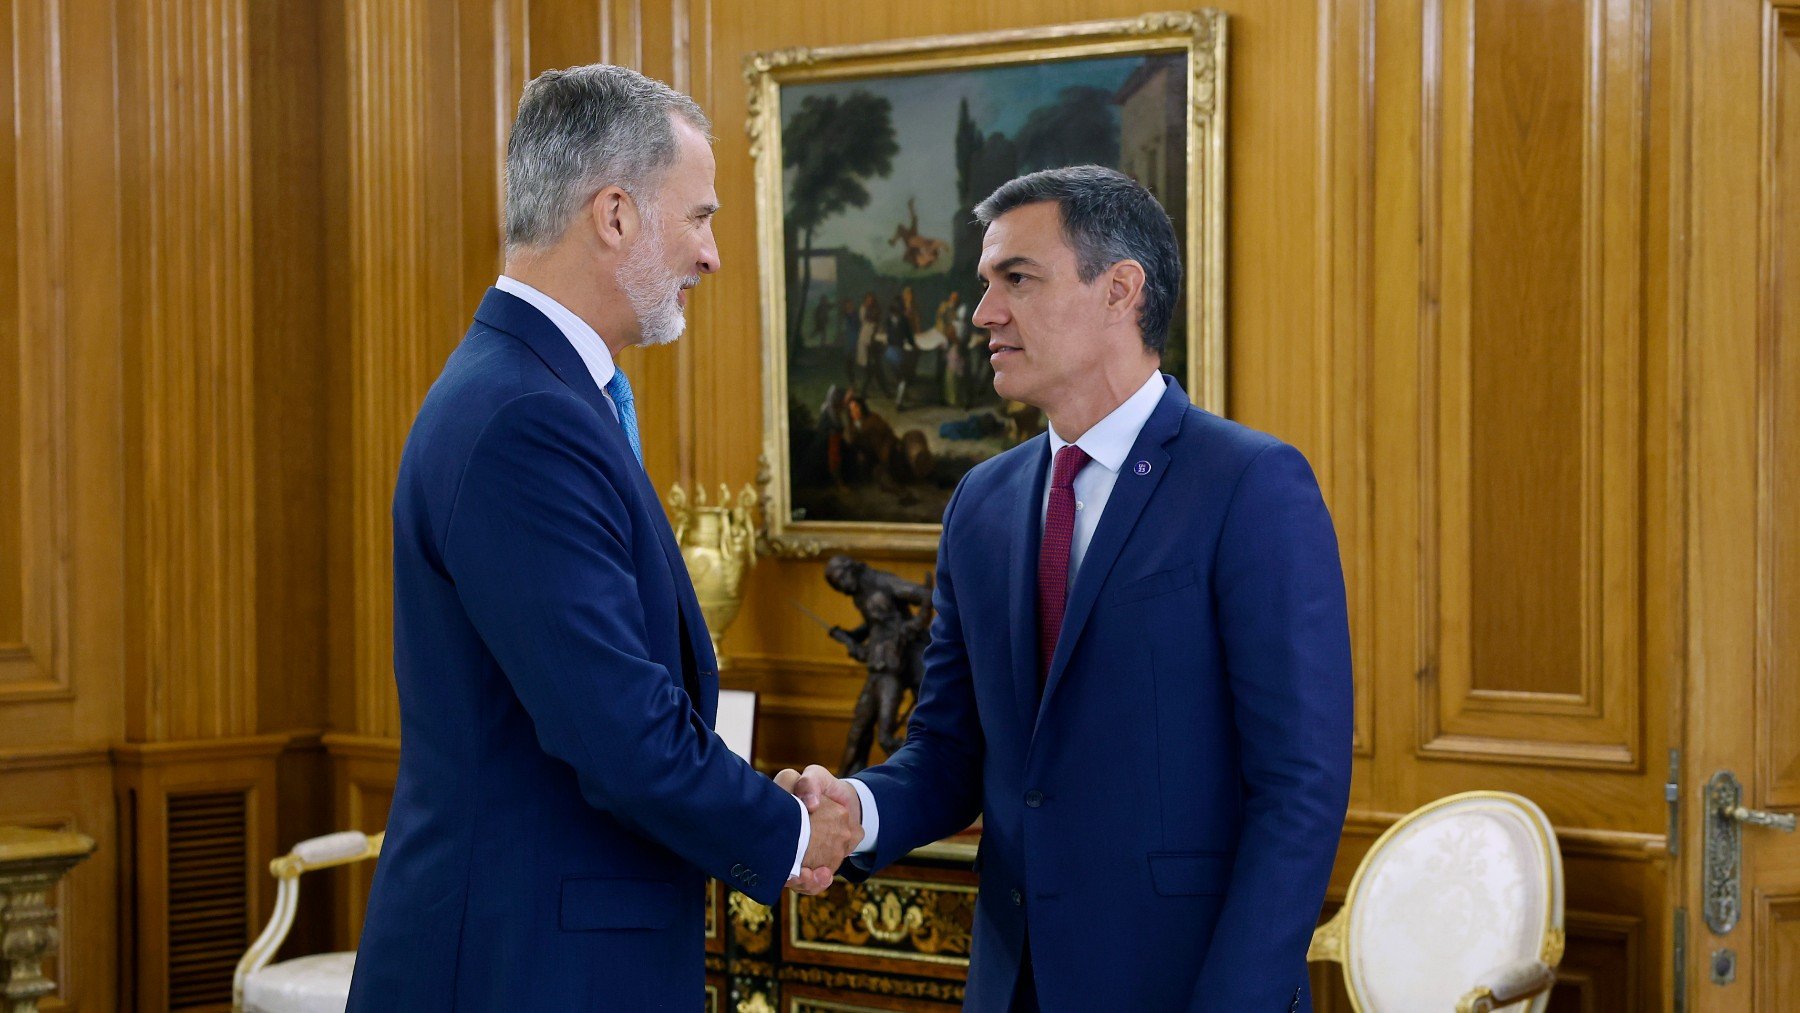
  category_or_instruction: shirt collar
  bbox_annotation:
[1047,371,1168,474]
[494,274,617,392]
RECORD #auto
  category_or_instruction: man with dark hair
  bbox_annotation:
[784,165,1353,1011]
[349,65,861,1010]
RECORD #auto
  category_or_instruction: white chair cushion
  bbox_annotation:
[243,951,355,1013]
[1347,797,1554,1012]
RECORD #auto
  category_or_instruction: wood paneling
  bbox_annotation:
[1761,8,1800,812]
[2,0,73,704]
[1467,0,1590,702]
[0,0,1701,1006]
[1318,0,1378,759]
[343,0,434,741]
[1755,895,1800,1009]
[113,737,283,1013]
[339,0,504,740]
[117,0,260,742]
[1550,911,1643,1012]
[2,0,125,1004]
[1419,0,1648,769]
[1681,0,1800,1003]
[251,0,329,739]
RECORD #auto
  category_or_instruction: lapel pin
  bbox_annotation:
[1134,460,1152,476]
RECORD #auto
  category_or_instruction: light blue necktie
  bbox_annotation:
[604,370,642,464]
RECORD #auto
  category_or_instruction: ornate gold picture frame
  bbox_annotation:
[748,12,1226,556]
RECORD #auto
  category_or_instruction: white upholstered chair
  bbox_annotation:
[233,830,383,1013]
[1308,791,1564,1012]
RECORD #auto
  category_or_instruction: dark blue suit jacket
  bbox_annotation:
[347,289,801,1010]
[851,377,1353,1012]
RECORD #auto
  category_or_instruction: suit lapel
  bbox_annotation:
[474,287,715,715]
[1007,437,1050,737]
[1033,379,1191,735]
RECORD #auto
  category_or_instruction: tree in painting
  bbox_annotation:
[783,91,899,349]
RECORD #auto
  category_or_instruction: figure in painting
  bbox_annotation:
[889,196,950,270]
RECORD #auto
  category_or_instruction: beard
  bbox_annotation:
[618,213,694,347]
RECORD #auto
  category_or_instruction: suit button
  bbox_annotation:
[1024,790,1044,808]
[1010,888,1022,906]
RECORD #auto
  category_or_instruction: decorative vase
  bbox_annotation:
[667,483,760,668]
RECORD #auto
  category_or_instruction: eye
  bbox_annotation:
[1007,272,1027,286]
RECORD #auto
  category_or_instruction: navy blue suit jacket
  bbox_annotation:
[851,377,1353,1012]
[347,289,801,1010]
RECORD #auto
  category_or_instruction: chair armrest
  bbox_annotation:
[234,830,384,1010]
[271,829,385,879]
[1455,958,1557,1012]
[1306,906,1348,964]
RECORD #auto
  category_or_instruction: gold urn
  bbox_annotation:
[667,483,759,667]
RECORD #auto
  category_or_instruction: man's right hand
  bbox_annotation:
[777,765,864,895]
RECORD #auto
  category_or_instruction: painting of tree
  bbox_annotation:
[782,91,898,348]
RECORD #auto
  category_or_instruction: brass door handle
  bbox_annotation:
[1727,805,1797,832]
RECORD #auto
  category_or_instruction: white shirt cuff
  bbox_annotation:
[789,794,811,878]
[847,777,880,856]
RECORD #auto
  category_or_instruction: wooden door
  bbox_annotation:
[1683,0,1800,1007]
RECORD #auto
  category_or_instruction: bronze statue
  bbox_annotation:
[821,555,934,776]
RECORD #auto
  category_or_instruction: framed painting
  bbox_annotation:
[748,12,1226,556]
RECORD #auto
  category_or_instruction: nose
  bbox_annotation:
[972,285,1006,330]
[696,225,720,276]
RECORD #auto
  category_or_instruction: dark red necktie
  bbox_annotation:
[1038,444,1091,684]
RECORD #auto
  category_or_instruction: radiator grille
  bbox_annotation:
[166,789,249,1009]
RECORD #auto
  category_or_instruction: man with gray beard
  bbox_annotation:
[347,65,862,1010]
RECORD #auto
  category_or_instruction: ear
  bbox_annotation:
[1104,259,1147,325]
[586,185,638,252]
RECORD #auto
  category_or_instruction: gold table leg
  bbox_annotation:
[0,828,96,1013]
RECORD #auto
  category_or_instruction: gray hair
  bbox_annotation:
[974,165,1181,353]
[504,64,711,253]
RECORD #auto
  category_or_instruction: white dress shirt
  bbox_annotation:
[847,370,1169,858]
[493,275,815,878]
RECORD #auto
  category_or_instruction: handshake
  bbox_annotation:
[776,764,865,895]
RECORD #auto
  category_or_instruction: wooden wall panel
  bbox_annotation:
[2,0,72,705]
[1466,0,1589,702]
[344,0,434,741]
[116,0,260,742]
[1,0,125,1004]
[340,0,505,739]
[1755,895,1800,1008]
[1319,0,1378,760]
[251,0,329,739]
[1762,9,1800,810]
[1419,0,1647,769]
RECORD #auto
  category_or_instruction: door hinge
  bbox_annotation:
[1666,748,1682,856]
[1673,907,1687,1013]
